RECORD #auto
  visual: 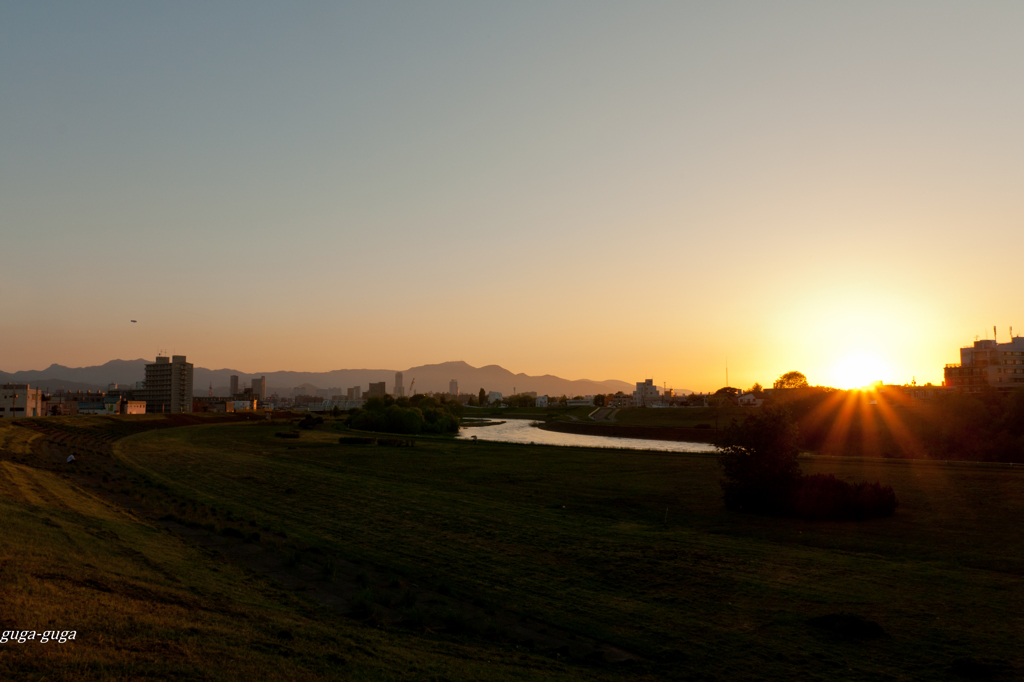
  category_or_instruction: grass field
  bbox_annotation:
[107,421,1024,680]
[4,415,1023,680]
[0,417,609,681]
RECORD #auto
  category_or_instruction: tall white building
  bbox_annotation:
[449,379,458,396]
[394,372,405,397]
[252,376,266,401]
[139,355,194,413]
[633,379,661,407]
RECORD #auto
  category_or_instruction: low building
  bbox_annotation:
[312,398,366,411]
[737,393,765,407]
[487,391,503,404]
[606,393,634,408]
[105,396,146,414]
[1,384,46,419]
[367,382,387,398]
[536,395,549,407]
[903,385,949,400]
[193,397,236,413]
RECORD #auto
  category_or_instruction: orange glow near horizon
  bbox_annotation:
[831,353,890,390]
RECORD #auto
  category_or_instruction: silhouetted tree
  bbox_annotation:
[717,404,802,513]
[773,371,809,389]
[478,388,487,405]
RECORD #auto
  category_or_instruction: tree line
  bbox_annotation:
[348,394,462,435]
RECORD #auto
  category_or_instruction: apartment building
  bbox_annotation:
[139,355,194,413]
[944,334,1024,393]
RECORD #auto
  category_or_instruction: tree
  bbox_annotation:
[747,383,764,396]
[478,388,487,405]
[717,404,802,513]
[773,371,809,390]
[594,394,606,407]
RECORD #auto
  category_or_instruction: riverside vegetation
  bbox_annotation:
[717,405,898,520]
[0,414,1021,680]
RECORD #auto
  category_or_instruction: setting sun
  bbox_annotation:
[834,353,889,389]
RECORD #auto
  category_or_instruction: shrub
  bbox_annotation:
[718,406,898,521]
[298,415,324,430]
[338,436,376,445]
[717,404,802,514]
[790,474,898,520]
[376,438,415,447]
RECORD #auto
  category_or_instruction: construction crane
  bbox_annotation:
[409,378,416,396]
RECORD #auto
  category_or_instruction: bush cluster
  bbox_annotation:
[790,474,897,520]
[717,405,897,521]
[349,395,461,435]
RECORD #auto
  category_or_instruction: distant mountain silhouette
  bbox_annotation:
[1,359,674,398]
[0,359,148,393]
[199,360,642,398]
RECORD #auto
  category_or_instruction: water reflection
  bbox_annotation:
[458,418,717,453]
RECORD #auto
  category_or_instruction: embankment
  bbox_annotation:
[539,420,718,443]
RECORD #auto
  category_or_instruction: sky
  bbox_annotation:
[2,1,1022,391]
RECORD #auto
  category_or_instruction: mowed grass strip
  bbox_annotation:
[0,459,616,681]
[114,423,1024,680]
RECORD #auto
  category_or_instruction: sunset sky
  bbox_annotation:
[2,2,1022,392]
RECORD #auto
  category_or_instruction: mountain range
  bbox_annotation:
[0,360,675,398]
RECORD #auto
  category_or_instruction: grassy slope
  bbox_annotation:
[0,419,613,681]
[114,422,1024,680]
[609,407,748,428]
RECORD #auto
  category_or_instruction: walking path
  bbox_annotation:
[589,408,619,422]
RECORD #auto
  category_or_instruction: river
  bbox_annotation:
[457,418,718,453]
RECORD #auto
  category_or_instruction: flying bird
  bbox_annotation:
[131,320,137,323]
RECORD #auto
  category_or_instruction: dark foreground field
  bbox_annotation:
[2,416,1022,680]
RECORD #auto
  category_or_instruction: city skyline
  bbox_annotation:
[3,2,1023,391]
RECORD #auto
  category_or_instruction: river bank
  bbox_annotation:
[539,420,719,443]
